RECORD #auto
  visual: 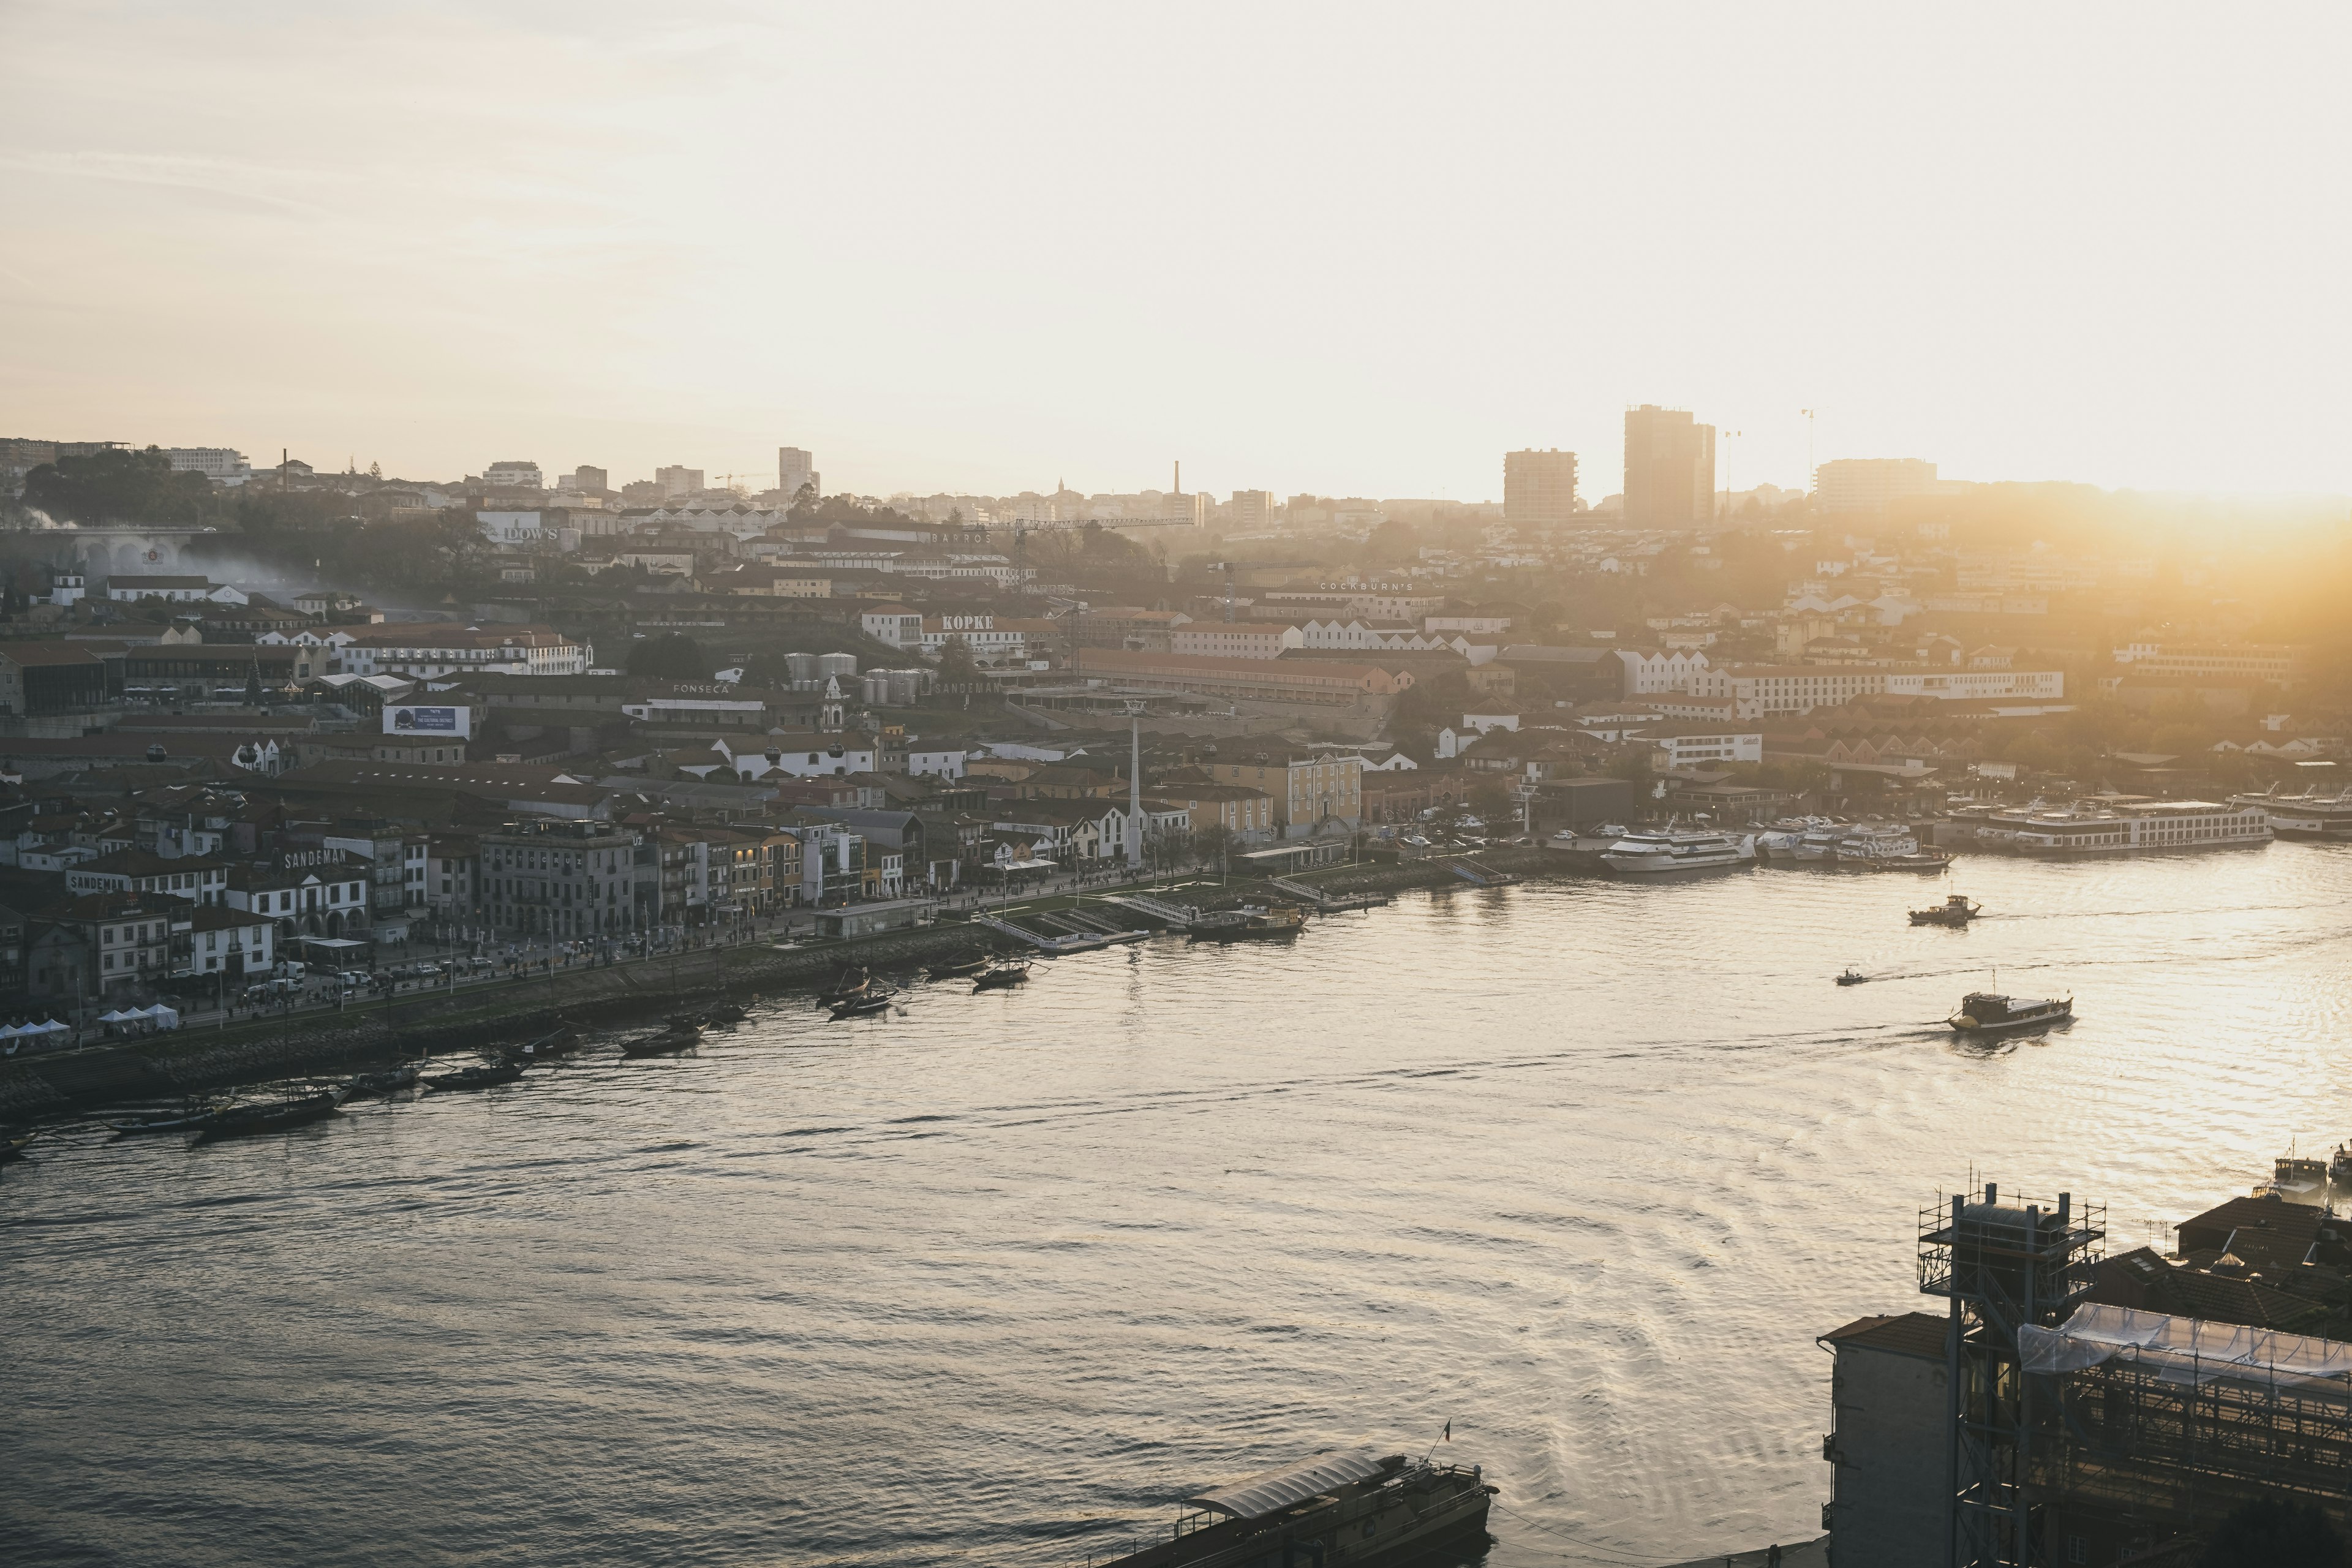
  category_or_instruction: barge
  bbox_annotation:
[1948,990,2073,1036]
[1088,1450,1494,1568]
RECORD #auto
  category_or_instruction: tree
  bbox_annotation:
[935,635,981,686]
[628,633,712,680]
[2201,1496,2345,1568]
[22,447,217,525]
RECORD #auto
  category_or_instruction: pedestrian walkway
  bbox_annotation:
[1665,1536,1828,1568]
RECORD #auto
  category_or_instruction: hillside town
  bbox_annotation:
[0,428,2345,1031]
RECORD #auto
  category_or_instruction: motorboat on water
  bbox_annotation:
[1865,850,1956,872]
[1836,968,1868,986]
[1086,1449,1495,1568]
[2274,1151,2329,1196]
[1599,824,1755,874]
[1911,894,1981,926]
[1948,990,2073,1035]
[2330,1142,2352,1187]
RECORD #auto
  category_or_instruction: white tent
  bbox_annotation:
[97,1009,135,1024]
[145,1005,181,1030]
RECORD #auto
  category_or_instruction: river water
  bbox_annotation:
[7,845,2352,1566]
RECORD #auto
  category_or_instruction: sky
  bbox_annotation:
[4,2,2349,506]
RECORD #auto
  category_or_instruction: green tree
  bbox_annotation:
[22,447,217,525]
[628,633,712,680]
[935,635,981,685]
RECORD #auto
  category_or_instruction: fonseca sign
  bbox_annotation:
[383,704,472,738]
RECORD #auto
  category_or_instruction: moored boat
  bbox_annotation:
[423,1060,527,1090]
[2329,1142,2352,1187]
[620,1023,702,1057]
[1866,851,1955,872]
[1948,990,2073,1035]
[1,1131,32,1160]
[2274,1152,2329,1196]
[197,1088,345,1139]
[1087,1449,1494,1568]
[1599,825,1755,875]
[816,969,872,1006]
[1187,904,1308,942]
[925,953,992,980]
[341,1064,421,1098]
[105,1099,229,1133]
[972,960,1032,990]
[704,1003,748,1025]
[1910,894,1981,926]
[829,992,894,1019]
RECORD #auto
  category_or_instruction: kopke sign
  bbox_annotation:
[384,704,471,738]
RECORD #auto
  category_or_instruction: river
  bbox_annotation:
[7,844,2351,1566]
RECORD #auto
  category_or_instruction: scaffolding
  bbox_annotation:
[1920,1185,2107,1568]
[2024,1304,2352,1537]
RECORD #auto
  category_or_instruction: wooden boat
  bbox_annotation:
[829,992,894,1020]
[1188,904,1308,943]
[1910,893,1982,926]
[704,1003,748,1025]
[1087,1450,1494,1568]
[972,961,1031,992]
[1836,968,1868,986]
[422,1061,527,1091]
[341,1064,421,1098]
[105,1100,228,1134]
[1947,990,2073,1035]
[620,1023,702,1057]
[1,1131,32,1160]
[816,969,872,1006]
[197,1089,344,1139]
[925,954,992,981]
[2329,1142,2352,1187]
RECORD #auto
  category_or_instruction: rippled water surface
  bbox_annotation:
[8,846,2352,1566]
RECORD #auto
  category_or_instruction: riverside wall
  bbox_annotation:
[0,847,1570,1118]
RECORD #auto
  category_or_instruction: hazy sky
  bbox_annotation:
[4,3,2348,505]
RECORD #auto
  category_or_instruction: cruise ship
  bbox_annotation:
[2229,785,2352,840]
[1830,822,1923,862]
[1600,824,1756,874]
[1950,797,2272,855]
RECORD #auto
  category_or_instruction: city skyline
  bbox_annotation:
[4,4,2350,503]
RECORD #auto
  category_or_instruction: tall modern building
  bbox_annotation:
[570,465,608,492]
[1502,448,1579,528]
[1623,406,1714,527]
[1228,489,1276,531]
[777,447,820,502]
[1816,458,1938,519]
[655,465,703,499]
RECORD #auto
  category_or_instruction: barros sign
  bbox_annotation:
[384,704,472,738]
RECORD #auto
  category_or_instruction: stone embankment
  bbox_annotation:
[0,850,1572,1118]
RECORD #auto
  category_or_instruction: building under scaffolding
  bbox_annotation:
[1822,1182,2352,1567]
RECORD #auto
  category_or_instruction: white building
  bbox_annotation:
[1170,624,1301,659]
[1636,723,1765,769]
[161,448,252,484]
[778,447,820,500]
[483,460,543,489]
[861,607,925,649]
[105,575,247,605]
[908,747,967,778]
[336,625,589,679]
[724,736,881,780]
[1615,647,1712,695]
[1693,663,2064,718]
[477,511,553,549]
[921,615,1027,664]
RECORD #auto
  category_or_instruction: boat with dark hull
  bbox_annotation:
[197,1089,345,1139]
[972,961,1031,991]
[816,970,872,1006]
[1836,968,1868,986]
[105,1100,228,1134]
[1088,1450,1494,1568]
[1910,894,1982,927]
[1948,991,2073,1035]
[1186,905,1308,943]
[925,954,992,981]
[829,992,894,1020]
[423,1061,527,1091]
[704,1003,749,1026]
[341,1064,421,1098]
[620,1023,702,1057]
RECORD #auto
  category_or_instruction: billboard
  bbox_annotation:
[384,704,472,739]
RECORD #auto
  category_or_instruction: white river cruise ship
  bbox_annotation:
[2228,785,2352,840]
[1958,797,2272,854]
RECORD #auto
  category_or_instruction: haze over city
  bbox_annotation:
[6,2,2351,500]
[12,10,2352,1568]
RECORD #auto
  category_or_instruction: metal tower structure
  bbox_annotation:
[1918,1183,2105,1568]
